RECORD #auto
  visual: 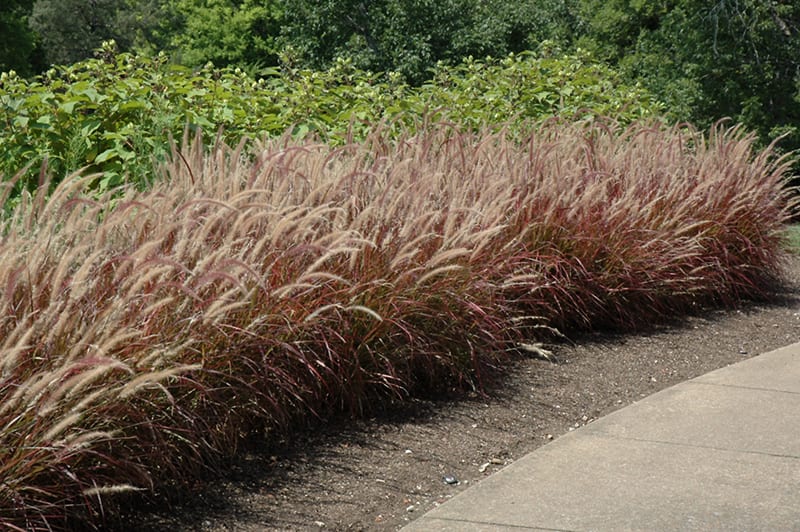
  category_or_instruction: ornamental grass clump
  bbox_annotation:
[0,120,794,529]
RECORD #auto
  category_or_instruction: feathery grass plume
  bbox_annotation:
[0,118,794,529]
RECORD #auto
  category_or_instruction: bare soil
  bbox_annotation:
[122,257,800,531]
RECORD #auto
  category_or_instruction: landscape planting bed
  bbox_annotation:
[0,120,794,530]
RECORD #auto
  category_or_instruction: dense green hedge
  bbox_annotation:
[0,42,662,207]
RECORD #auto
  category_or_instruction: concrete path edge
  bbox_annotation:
[402,342,800,531]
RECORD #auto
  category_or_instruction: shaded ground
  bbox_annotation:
[123,257,800,531]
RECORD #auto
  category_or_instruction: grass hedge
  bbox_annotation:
[0,119,795,529]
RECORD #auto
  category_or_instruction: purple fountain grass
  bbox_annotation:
[0,119,794,529]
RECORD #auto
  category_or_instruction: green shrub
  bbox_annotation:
[1,43,662,209]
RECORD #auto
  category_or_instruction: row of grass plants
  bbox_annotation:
[0,119,794,529]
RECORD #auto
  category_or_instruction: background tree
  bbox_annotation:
[470,0,578,56]
[279,0,578,84]
[114,0,181,57]
[577,0,800,152]
[0,0,44,76]
[162,0,282,71]
[30,0,129,65]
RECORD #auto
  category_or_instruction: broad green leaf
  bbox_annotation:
[118,101,147,112]
[58,100,78,114]
[95,148,118,163]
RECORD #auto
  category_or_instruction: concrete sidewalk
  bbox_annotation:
[403,342,800,531]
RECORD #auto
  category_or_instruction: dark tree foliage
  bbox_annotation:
[475,0,579,54]
[279,0,578,84]
[27,0,183,68]
[115,0,181,56]
[30,0,127,65]
[578,0,800,152]
[0,0,44,76]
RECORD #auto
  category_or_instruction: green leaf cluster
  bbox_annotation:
[419,50,659,129]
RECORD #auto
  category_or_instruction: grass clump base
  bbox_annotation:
[0,120,795,529]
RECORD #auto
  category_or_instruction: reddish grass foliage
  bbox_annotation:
[0,120,794,529]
